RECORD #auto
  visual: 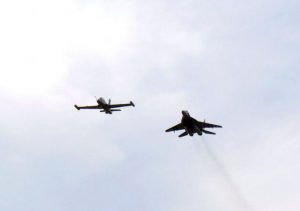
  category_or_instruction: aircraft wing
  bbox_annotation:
[197,121,222,128]
[109,101,135,108]
[165,123,184,132]
[74,105,100,110]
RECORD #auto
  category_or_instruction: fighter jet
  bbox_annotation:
[74,97,135,114]
[165,110,222,137]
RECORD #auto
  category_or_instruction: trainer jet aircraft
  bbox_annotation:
[74,97,135,114]
[166,110,222,137]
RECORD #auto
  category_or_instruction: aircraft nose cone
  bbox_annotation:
[181,110,190,118]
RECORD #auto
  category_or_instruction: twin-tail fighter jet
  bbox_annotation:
[165,110,222,137]
[74,97,135,114]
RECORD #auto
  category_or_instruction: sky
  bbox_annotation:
[0,0,299,210]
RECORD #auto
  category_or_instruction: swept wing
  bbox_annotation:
[197,121,222,128]
[165,123,184,132]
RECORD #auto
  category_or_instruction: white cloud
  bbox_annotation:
[0,0,134,95]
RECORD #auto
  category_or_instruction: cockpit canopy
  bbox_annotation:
[97,97,106,104]
[181,110,190,117]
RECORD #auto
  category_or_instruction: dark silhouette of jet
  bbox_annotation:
[165,110,222,137]
[74,97,135,114]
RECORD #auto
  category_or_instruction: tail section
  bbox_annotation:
[179,131,188,137]
[130,101,135,107]
[100,109,121,114]
[202,129,216,135]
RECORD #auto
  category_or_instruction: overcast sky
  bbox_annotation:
[0,0,299,210]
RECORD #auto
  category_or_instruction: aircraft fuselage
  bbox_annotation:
[181,111,202,136]
[97,97,112,114]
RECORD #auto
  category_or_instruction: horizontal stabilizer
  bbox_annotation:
[202,129,216,135]
[179,131,188,137]
[74,105,80,110]
[111,109,121,112]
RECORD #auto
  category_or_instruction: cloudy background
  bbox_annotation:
[0,0,299,210]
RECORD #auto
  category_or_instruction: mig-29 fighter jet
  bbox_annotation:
[165,110,222,137]
[74,97,135,114]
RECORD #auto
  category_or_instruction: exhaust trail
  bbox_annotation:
[197,137,254,211]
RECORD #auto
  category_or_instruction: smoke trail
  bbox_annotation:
[198,137,254,211]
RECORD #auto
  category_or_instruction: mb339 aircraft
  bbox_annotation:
[166,110,222,137]
[74,97,135,114]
